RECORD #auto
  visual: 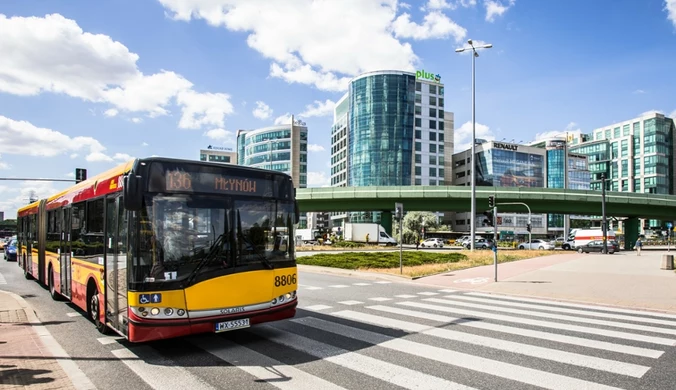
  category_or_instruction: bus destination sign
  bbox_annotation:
[165,170,271,196]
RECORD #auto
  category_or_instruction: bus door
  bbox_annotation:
[60,207,72,299]
[105,196,128,335]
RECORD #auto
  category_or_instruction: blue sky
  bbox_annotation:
[1,0,675,218]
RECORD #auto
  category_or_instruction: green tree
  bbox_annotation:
[394,212,439,244]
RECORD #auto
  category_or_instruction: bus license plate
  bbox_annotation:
[215,318,250,333]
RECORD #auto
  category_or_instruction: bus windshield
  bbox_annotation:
[132,194,295,285]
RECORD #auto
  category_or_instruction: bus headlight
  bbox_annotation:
[131,306,186,319]
[150,307,160,316]
[164,308,173,316]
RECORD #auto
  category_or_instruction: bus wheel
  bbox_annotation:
[48,266,62,301]
[88,283,109,335]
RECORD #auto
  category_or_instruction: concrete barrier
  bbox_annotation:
[660,254,674,270]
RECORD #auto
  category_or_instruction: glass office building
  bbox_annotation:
[568,112,675,231]
[330,70,454,225]
[236,117,308,189]
[199,146,236,164]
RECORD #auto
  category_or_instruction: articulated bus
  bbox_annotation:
[16,157,299,342]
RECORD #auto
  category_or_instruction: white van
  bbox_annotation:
[572,229,616,249]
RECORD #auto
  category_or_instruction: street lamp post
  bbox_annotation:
[456,39,492,250]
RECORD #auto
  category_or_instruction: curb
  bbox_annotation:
[0,289,97,390]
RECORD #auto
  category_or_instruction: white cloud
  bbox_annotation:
[0,181,61,222]
[484,0,516,22]
[70,153,78,159]
[131,117,143,123]
[426,0,454,10]
[159,0,468,91]
[454,121,494,152]
[104,108,119,117]
[666,0,676,28]
[274,113,293,125]
[0,14,233,129]
[534,130,566,140]
[0,115,113,162]
[65,172,75,178]
[669,109,676,118]
[203,128,235,144]
[307,144,325,152]
[113,153,133,161]
[460,0,477,6]
[0,154,9,170]
[392,11,466,41]
[142,142,149,146]
[307,171,330,187]
[176,90,234,130]
[252,101,273,120]
[633,89,646,94]
[299,99,335,118]
[565,122,578,131]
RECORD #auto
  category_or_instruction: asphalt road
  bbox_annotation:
[2,258,676,390]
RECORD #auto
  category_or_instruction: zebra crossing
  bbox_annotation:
[106,290,676,390]
[0,271,6,285]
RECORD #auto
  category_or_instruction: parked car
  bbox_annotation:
[518,239,555,250]
[454,236,471,246]
[577,240,619,254]
[4,238,17,261]
[420,238,444,248]
[465,238,493,249]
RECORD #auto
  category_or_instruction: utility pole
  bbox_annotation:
[395,203,404,274]
[601,173,608,254]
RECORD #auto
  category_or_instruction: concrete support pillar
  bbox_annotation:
[624,217,639,251]
[381,211,393,236]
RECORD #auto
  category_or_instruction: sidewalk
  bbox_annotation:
[0,290,78,389]
[416,251,676,313]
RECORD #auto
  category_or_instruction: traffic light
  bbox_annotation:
[483,211,494,227]
[488,195,494,208]
[395,202,403,220]
[526,223,532,232]
[75,168,87,183]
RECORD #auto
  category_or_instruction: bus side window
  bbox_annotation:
[71,203,85,257]
[85,199,105,261]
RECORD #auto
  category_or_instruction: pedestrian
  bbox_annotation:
[365,233,370,244]
[415,238,420,250]
[635,237,642,256]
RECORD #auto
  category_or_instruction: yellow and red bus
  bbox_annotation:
[17,157,299,342]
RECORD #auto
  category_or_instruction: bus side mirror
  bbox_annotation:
[123,175,143,211]
[294,200,300,224]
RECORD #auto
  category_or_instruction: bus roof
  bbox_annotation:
[16,157,294,217]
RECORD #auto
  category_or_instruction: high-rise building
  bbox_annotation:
[568,111,675,231]
[330,70,454,225]
[237,116,308,189]
[199,145,237,164]
[452,138,590,237]
[0,211,4,222]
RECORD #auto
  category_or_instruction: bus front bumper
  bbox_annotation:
[127,299,297,343]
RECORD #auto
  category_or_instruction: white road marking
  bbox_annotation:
[428,297,676,336]
[66,312,80,317]
[304,305,332,311]
[368,297,392,302]
[304,286,323,290]
[294,316,624,390]
[373,281,392,284]
[399,301,676,346]
[352,283,371,286]
[97,336,123,345]
[190,337,347,390]
[112,347,215,390]
[256,325,476,390]
[438,289,457,293]
[394,294,417,298]
[0,272,6,285]
[417,292,439,296]
[328,285,349,288]
[368,305,663,358]
[331,311,650,378]
[338,300,363,305]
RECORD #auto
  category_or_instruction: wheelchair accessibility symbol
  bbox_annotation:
[139,293,162,304]
[139,295,150,304]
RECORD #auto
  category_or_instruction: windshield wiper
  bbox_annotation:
[187,233,229,285]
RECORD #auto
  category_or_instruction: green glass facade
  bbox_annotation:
[348,73,415,186]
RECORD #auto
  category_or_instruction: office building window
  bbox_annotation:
[429,179,437,186]
[415,178,421,185]
[415,166,421,175]
[429,85,436,94]
[429,120,437,129]
[623,124,630,136]
[439,156,444,165]
[596,131,603,140]
[634,158,640,176]
[438,97,444,107]
[613,127,620,138]
[439,168,444,178]
[429,155,437,165]
[621,159,628,177]
[429,167,437,176]
[415,142,421,151]
[429,96,437,106]
[605,129,611,139]
[621,139,628,157]
[200,154,206,161]
[429,108,436,117]
[415,154,421,163]
[439,110,444,119]
[415,93,421,103]
[621,179,628,191]
[633,122,640,134]
[439,121,444,130]
[634,178,641,191]
[415,105,421,115]
[415,118,421,127]
[415,130,421,139]
[429,132,437,141]
[439,133,445,142]
[415,82,421,92]
[429,144,437,153]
